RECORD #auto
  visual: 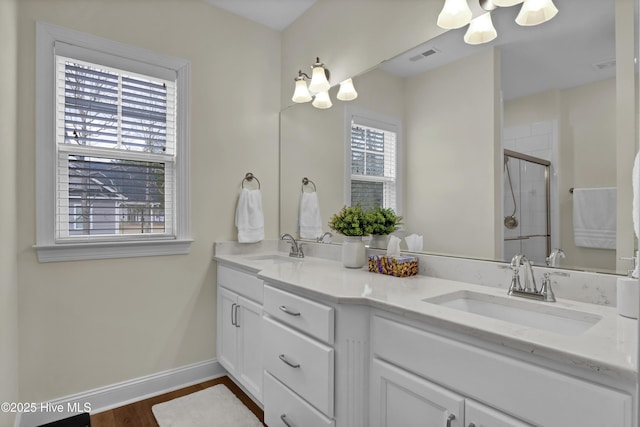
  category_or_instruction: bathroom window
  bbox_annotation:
[35,23,191,261]
[346,109,401,213]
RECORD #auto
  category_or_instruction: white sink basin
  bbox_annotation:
[245,254,299,265]
[424,290,601,335]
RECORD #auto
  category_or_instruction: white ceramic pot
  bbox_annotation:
[342,236,366,268]
[369,234,389,250]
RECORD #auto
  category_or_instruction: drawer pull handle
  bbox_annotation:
[231,303,236,326]
[278,354,300,368]
[280,414,294,427]
[234,304,240,328]
[279,305,301,316]
[446,414,455,427]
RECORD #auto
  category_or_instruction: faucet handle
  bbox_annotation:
[508,267,522,294]
[540,272,556,302]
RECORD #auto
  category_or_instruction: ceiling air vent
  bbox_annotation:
[592,59,616,71]
[409,48,440,62]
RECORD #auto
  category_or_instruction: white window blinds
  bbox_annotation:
[55,55,177,240]
[350,116,398,211]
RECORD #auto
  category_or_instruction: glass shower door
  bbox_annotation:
[503,150,551,266]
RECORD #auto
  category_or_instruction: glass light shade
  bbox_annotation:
[493,0,523,6]
[292,79,312,103]
[437,0,472,29]
[515,0,558,26]
[463,13,497,45]
[312,91,332,109]
[337,78,358,101]
[309,65,330,93]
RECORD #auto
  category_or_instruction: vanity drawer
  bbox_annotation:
[263,316,334,417]
[371,315,632,427]
[218,265,263,304]
[263,284,334,344]
[264,372,334,427]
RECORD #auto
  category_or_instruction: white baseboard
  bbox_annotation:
[16,358,225,427]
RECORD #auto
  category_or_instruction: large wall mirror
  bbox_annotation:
[280,0,638,275]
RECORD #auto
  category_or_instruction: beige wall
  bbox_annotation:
[16,0,281,402]
[280,68,405,236]
[0,0,19,425]
[404,48,501,260]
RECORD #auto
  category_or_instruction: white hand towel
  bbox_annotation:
[235,188,264,243]
[573,187,616,249]
[298,191,323,239]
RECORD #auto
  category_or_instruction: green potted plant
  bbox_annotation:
[328,205,373,268]
[328,205,373,237]
[367,207,402,249]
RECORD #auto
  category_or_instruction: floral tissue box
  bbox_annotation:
[368,255,419,277]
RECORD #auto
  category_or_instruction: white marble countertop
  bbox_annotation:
[214,250,638,382]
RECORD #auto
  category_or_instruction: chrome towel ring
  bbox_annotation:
[301,177,317,193]
[241,172,261,189]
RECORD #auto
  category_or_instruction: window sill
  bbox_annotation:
[34,239,193,262]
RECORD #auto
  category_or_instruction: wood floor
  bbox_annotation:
[90,376,265,426]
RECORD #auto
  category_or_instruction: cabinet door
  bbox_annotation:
[238,295,263,402]
[465,400,531,427]
[370,358,464,427]
[217,287,238,375]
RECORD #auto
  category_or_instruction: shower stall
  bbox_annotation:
[503,149,551,266]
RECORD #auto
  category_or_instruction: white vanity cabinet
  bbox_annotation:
[216,264,264,403]
[262,284,336,427]
[371,314,633,427]
[370,358,529,427]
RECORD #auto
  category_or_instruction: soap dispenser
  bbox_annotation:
[617,251,639,319]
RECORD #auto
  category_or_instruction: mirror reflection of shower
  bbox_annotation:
[503,150,551,266]
[503,157,518,229]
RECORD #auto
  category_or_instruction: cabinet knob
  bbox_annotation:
[280,413,294,427]
[446,414,456,427]
[278,354,301,368]
[468,424,476,427]
[279,305,301,316]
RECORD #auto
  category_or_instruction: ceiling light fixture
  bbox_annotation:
[437,0,558,45]
[292,57,358,109]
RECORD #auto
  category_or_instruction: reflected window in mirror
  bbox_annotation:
[346,108,402,213]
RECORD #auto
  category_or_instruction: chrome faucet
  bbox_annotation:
[281,233,304,258]
[316,231,333,243]
[508,254,555,302]
[546,248,566,267]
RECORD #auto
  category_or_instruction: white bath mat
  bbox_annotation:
[152,384,263,427]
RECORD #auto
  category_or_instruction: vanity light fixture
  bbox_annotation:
[312,90,332,109]
[464,12,497,45]
[438,0,558,45]
[291,57,358,109]
[515,0,558,26]
[292,72,313,103]
[437,0,473,29]
[337,78,358,101]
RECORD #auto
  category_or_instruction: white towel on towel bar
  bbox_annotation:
[573,187,616,249]
[235,188,264,243]
[298,191,323,239]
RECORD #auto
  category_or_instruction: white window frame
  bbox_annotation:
[35,22,192,262]
[344,106,403,215]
